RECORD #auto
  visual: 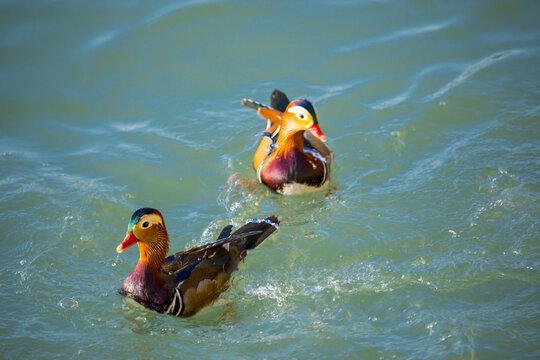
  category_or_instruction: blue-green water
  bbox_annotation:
[1,0,539,358]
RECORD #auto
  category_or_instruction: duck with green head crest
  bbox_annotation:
[242,89,333,195]
[116,207,279,317]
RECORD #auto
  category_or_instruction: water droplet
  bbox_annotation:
[59,297,79,309]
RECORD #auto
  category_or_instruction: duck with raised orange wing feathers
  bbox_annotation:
[242,89,333,195]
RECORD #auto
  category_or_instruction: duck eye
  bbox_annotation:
[141,221,150,228]
[299,114,305,120]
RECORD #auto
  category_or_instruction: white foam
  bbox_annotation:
[279,182,328,195]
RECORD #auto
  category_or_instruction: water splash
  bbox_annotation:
[58,297,79,309]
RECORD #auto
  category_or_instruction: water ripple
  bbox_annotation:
[144,0,218,26]
[337,19,457,53]
[371,83,417,110]
[427,49,523,100]
[84,29,122,52]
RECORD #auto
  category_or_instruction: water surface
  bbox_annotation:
[1,0,539,359]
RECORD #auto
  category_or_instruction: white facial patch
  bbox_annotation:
[287,106,312,122]
[140,213,162,228]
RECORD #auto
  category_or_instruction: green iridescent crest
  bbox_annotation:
[127,208,156,233]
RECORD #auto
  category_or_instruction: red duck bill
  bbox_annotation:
[116,232,138,253]
[308,123,327,142]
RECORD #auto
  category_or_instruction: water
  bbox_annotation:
[1,0,539,358]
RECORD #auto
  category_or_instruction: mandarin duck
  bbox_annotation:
[116,207,279,317]
[242,89,333,195]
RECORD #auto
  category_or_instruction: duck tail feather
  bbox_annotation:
[270,90,290,112]
[232,216,279,251]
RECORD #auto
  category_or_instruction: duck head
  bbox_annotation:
[282,99,326,142]
[116,208,169,271]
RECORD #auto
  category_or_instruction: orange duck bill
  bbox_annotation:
[116,232,138,253]
[308,123,327,142]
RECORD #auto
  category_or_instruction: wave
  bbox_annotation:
[427,49,523,100]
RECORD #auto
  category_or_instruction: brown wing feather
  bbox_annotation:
[161,217,278,317]
[161,230,264,273]
[180,272,231,317]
